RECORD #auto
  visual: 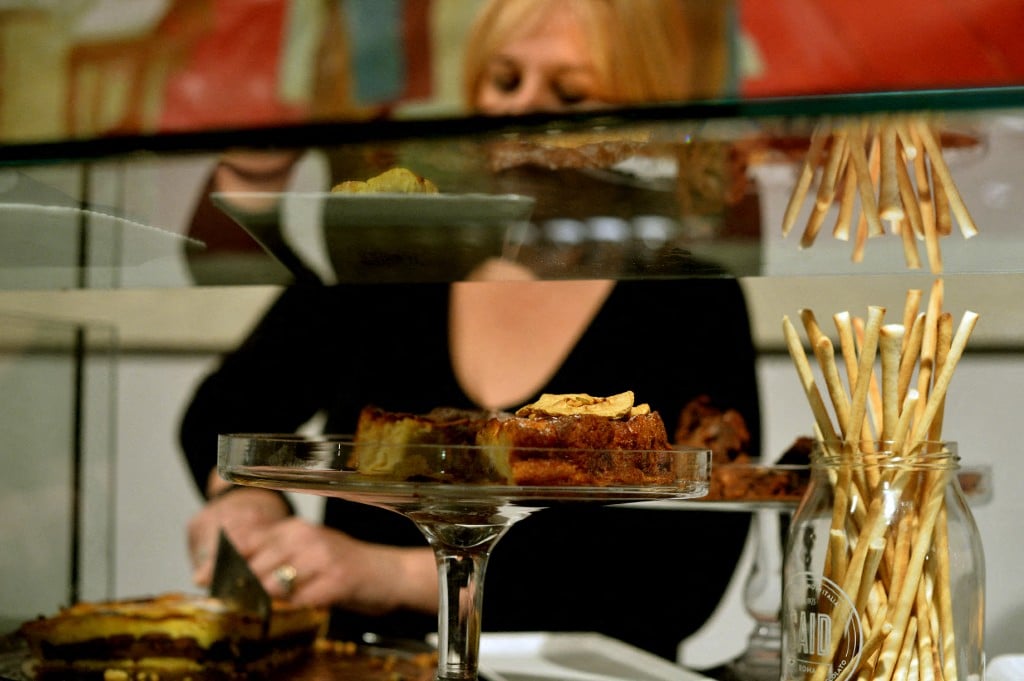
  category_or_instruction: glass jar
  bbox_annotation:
[781,441,984,681]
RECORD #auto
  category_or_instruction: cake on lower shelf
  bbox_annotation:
[674,395,813,502]
[17,592,328,680]
[673,394,752,465]
[352,391,680,486]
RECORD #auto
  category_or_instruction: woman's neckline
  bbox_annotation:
[448,259,615,411]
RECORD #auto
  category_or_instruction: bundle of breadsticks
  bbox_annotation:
[783,279,979,681]
[782,114,979,273]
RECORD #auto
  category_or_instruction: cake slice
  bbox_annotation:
[351,405,498,481]
[475,392,677,486]
[18,592,328,680]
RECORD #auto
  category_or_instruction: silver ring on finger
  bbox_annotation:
[272,563,298,595]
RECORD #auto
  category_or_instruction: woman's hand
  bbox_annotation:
[188,487,438,615]
[187,486,292,587]
[230,517,439,615]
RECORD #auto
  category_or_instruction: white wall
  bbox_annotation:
[113,353,324,599]
[111,350,1024,667]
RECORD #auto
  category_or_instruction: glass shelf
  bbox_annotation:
[1,87,1023,293]
[3,87,1024,164]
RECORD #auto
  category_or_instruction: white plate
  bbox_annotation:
[988,654,1024,681]
[320,192,535,227]
[212,191,535,227]
[477,632,713,681]
[211,191,536,283]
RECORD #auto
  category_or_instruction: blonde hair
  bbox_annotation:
[462,0,728,110]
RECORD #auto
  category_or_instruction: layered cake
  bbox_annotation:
[353,392,678,486]
[18,593,328,680]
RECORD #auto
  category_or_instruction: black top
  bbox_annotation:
[179,276,760,660]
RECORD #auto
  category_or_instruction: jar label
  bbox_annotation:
[783,571,863,680]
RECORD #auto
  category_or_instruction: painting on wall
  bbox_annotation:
[1,0,1022,146]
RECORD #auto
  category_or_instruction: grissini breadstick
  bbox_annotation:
[914,581,937,681]
[852,201,869,263]
[853,315,885,439]
[856,615,892,677]
[915,120,979,239]
[833,162,858,241]
[934,503,959,681]
[800,308,827,346]
[834,311,859,393]
[906,122,937,239]
[899,214,922,269]
[887,511,916,605]
[879,324,904,441]
[783,121,831,237]
[899,147,943,273]
[783,315,839,441]
[928,312,954,442]
[891,389,919,450]
[816,336,853,439]
[895,144,926,240]
[879,120,904,223]
[828,527,848,583]
[914,280,945,426]
[846,121,886,239]
[897,313,925,406]
[933,160,954,237]
[856,537,887,615]
[814,131,849,204]
[802,132,850,248]
[894,119,918,161]
[911,310,979,444]
[865,127,883,237]
[901,289,922,353]
[836,311,879,446]
[801,198,833,249]
[892,616,920,681]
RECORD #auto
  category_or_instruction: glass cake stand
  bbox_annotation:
[218,434,711,681]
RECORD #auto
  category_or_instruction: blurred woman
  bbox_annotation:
[463,0,731,113]
[181,0,755,663]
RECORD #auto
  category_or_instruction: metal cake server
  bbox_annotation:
[210,529,271,632]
